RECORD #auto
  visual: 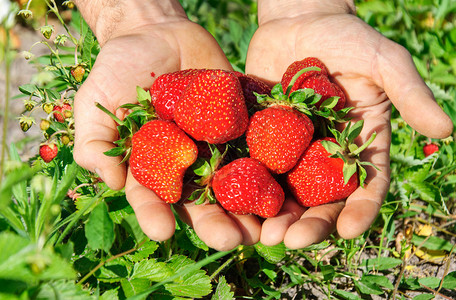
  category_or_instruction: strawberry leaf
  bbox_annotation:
[320,140,342,155]
[119,148,132,164]
[193,159,212,177]
[188,188,205,201]
[209,144,223,169]
[319,96,339,109]
[343,161,358,185]
[104,147,125,157]
[347,120,364,143]
[358,161,381,171]
[357,163,368,187]
[289,88,317,104]
[348,143,359,153]
[136,86,152,108]
[270,83,285,99]
[254,92,270,104]
[195,189,208,205]
[206,190,216,204]
[119,103,142,110]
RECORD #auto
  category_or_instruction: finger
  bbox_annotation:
[260,198,306,246]
[337,103,392,239]
[125,169,176,241]
[227,213,261,246]
[73,75,127,190]
[175,201,244,251]
[73,35,177,190]
[284,201,345,249]
[375,38,453,138]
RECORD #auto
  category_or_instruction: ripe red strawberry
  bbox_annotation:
[39,143,58,163]
[129,120,198,203]
[246,105,314,174]
[150,69,202,120]
[53,103,72,122]
[233,72,271,110]
[281,58,346,111]
[212,157,284,218]
[300,74,346,111]
[281,57,328,91]
[286,137,359,207]
[174,69,249,144]
[423,143,439,157]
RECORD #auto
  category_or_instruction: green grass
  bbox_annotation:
[0,0,455,299]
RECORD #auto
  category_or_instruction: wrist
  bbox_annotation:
[257,0,356,25]
[74,0,187,46]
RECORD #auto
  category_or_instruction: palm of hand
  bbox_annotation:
[245,13,451,248]
[74,21,263,251]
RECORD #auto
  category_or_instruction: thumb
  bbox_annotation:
[73,69,128,190]
[375,39,453,139]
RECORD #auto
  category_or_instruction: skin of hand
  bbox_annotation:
[72,0,261,251]
[246,0,454,249]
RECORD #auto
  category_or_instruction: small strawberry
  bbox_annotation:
[286,121,377,207]
[42,103,54,114]
[246,105,314,174]
[150,69,202,120]
[39,142,58,163]
[71,64,85,83]
[423,143,439,157]
[281,57,346,111]
[53,102,72,122]
[212,157,284,218]
[39,119,51,131]
[129,120,198,203]
[19,115,34,132]
[233,72,271,110]
[174,69,249,144]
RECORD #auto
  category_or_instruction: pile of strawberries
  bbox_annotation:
[100,57,377,218]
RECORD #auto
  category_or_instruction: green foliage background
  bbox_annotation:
[0,0,455,299]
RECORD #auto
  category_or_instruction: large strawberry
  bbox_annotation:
[212,157,284,218]
[281,57,346,111]
[129,120,198,203]
[174,69,249,144]
[150,69,202,121]
[286,121,377,207]
[246,105,314,174]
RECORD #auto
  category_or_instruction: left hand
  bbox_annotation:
[245,1,453,249]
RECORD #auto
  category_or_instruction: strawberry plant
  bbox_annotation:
[1,0,455,299]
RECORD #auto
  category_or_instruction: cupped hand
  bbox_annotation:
[73,19,261,251]
[246,7,453,248]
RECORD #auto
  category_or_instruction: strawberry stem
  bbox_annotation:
[95,102,124,125]
[351,132,377,156]
[285,66,321,96]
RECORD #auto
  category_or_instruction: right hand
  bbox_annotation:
[73,13,261,251]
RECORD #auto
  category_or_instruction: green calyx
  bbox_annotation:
[320,120,379,187]
[189,144,228,205]
[254,67,352,124]
[96,86,156,163]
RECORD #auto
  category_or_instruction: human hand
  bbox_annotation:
[245,0,453,249]
[73,0,261,251]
